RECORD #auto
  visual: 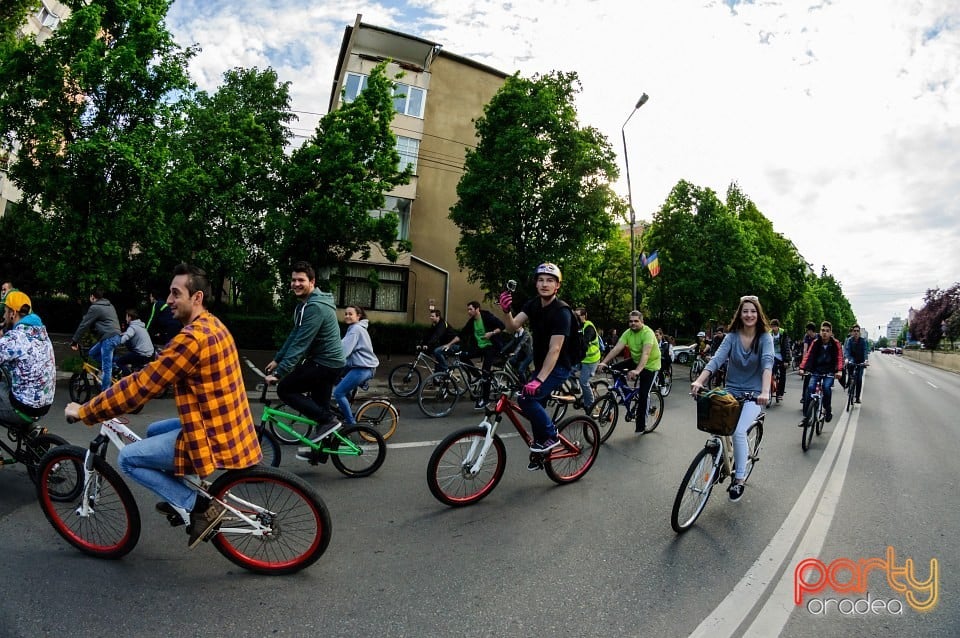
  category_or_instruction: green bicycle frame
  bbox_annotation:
[261,405,365,457]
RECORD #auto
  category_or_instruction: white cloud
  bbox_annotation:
[166,0,960,337]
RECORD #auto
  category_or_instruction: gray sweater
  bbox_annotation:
[72,298,121,343]
[342,319,379,369]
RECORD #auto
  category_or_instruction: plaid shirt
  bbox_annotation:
[79,311,261,476]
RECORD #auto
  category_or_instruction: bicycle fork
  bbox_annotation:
[464,419,498,476]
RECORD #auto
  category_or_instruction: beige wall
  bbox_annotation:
[901,349,960,374]
[406,54,506,324]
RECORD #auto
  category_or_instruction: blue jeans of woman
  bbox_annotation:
[88,334,122,391]
[333,367,375,425]
[517,365,570,443]
[117,417,198,511]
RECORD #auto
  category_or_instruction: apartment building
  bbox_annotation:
[0,0,72,217]
[328,15,509,325]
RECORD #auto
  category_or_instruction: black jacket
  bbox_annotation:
[459,309,506,352]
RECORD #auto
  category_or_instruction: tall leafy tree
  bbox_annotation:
[0,0,193,296]
[267,61,411,282]
[146,67,294,308]
[450,71,620,304]
[909,284,960,348]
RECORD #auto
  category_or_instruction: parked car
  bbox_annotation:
[881,347,895,354]
[673,343,697,364]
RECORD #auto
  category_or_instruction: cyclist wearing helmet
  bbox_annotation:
[498,263,573,465]
[695,331,710,358]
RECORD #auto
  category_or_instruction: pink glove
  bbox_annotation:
[498,291,513,312]
[522,378,542,397]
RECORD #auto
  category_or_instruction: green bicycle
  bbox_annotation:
[248,365,387,478]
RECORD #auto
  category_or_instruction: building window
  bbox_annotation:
[340,265,407,312]
[396,136,419,174]
[37,5,60,29]
[343,72,425,118]
[343,73,368,102]
[393,83,424,118]
[370,196,411,241]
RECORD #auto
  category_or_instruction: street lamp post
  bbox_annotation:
[621,93,649,310]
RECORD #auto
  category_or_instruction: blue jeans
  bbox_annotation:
[333,367,374,425]
[89,334,121,391]
[805,375,836,415]
[517,365,571,442]
[117,418,198,511]
[574,361,599,409]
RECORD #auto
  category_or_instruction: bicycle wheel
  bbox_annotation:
[846,381,854,412]
[742,421,763,482]
[589,394,619,443]
[36,445,141,559]
[418,372,462,417]
[815,401,826,436]
[267,405,315,445]
[427,427,506,507]
[257,426,281,468]
[643,388,664,433]
[331,425,386,478]
[24,432,79,493]
[388,363,421,398]
[671,446,719,533]
[355,399,399,441]
[68,371,93,403]
[659,370,673,397]
[544,415,600,484]
[802,399,817,451]
[549,397,568,424]
[210,466,332,575]
[689,360,702,383]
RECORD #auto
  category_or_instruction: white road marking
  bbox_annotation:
[688,401,860,637]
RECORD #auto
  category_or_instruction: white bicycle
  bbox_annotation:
[35,416,332,575]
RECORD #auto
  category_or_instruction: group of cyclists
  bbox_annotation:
[4,257,875,551]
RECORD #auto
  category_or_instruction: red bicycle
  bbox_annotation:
[426,390,601,507]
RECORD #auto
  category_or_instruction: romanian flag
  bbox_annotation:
[646,251,660,278]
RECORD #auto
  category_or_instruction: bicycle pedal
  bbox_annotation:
[165,513,186,528]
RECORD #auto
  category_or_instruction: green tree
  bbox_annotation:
[267,61,411,284]
[0,0,40,46]
[0,0,193,296]
[145,67,294,308]
[449,71,620,304]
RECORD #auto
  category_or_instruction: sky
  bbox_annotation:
[166,0,960,339]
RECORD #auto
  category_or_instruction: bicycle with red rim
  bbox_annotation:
[426,389,601,507]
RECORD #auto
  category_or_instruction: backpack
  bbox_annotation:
[557,301,588,363]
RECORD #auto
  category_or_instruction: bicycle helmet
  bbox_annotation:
[697,331,706,338]
[534,262,562,283]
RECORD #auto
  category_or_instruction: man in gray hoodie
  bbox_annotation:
[265,261,345,442]
[70,288,122,391]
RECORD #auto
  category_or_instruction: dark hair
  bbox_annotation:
[292,260,316,281]
[346,305,367,320]
[468,300,481,310]
[91,288,105,300]
[576,307,588,318]
[429,309,442,319]
[172,263,212,308]
[126,308,139,320]
[806,322,817,332]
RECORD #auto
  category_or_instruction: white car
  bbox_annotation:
[673,344,697,364]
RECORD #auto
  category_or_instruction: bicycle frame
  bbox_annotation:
[77,419,273,536]
[608,371,651,415]
[259,404,368,458]
[463,393,583,473]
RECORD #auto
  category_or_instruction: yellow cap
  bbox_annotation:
[4,290,31,313]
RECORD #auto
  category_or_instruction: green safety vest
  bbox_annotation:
[582,319,601,364]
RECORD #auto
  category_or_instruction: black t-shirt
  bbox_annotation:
[520,297,573,371]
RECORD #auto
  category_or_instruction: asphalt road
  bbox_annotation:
[0,355,956,637]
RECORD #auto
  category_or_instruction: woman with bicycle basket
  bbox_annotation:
[690,295,773,502]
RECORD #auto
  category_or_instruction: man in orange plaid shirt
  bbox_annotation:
[66,264,262,548]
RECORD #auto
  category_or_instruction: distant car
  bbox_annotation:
[881,347,894,354]
[673,344,697,364]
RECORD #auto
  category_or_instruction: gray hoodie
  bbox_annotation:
[72,298,121,343]
[342,319,379,369]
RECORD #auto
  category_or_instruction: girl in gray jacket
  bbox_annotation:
[333,306,379,424]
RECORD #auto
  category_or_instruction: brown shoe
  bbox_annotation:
[187,501,226,549]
